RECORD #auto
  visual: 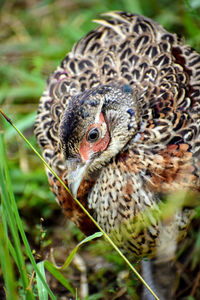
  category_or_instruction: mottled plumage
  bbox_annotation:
[34,11,200,298]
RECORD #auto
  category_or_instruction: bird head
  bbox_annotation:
[60,82,139,197]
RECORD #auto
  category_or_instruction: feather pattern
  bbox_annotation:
[34,12,200,259]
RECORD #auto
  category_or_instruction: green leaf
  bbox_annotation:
[36,261,48,300]
[0,221,17,300]
[44,261,75,295]
[61,232,103,270]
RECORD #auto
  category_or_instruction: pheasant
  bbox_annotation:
[34,12,200,299]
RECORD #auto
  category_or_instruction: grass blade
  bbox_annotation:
[0,220,17,300]
[44,261,75,295]
[36,261,48,300]
[61,232,103,270]
[43,233,103,296]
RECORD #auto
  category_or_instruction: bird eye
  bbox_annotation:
[86,128,101,143]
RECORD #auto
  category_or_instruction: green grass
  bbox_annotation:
[1,0,200,299]
[0,133,58,299]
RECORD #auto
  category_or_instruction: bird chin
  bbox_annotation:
[67,162,89,198]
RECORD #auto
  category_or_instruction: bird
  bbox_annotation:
[34,11,200,299]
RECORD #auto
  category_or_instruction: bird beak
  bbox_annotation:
[67,161,88,198]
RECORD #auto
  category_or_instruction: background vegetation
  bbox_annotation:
[1,0,200,299]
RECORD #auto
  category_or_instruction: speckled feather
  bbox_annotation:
[34,12,200,259]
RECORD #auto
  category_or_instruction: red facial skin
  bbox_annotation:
[79,113,110,161]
